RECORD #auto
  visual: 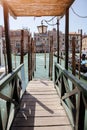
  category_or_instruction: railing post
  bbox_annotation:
[76,92,85,130]
[61,75,66,99]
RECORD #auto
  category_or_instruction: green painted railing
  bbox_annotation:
[0,64,27,130]
[54,63,87,130]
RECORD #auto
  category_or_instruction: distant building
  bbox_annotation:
[0,25,86,55]
[34,32,49,53]
[82,35,87,51]
[34,28,63,53]
[34,29,82,54]
[69,32,81,53]
[10,29,29,54]
[0,26,29,54]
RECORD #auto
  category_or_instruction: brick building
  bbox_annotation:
[0,26,29,54]
[0,25,86,55]
[34,28,81,54]
[10,29,29,54]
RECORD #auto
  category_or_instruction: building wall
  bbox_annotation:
[34,29,82,54]
[34,28,62,53]
[69,32,81,53]
[0,25,86,55]
[10,29,29,54]
[82,36,87,51]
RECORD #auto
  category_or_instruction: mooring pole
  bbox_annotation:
[49,36,53,80]
[20,30,24,64]
[78,29,82,79]
[72,37,76,76]
[28,35,31,81]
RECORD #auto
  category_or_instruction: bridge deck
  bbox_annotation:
[11,79,72,130]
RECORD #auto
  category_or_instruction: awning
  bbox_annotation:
[0,0,74,17]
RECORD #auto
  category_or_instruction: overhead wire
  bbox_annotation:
[42,16,62,26]
[71,7,87,18]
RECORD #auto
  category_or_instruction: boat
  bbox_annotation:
[54,51,64,59]
[69,57,87,79]
[75,60,87,79]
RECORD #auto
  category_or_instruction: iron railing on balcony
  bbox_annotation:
[0,64,26,130]
[54,63,87,130]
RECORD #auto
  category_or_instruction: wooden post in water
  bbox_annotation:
[49,36,53,80]
[44,42,46,69]
[32,39,35,77]
[34,38,36,71]
[48,33,50,78]
[28,35,33,81]
[31,38,33,80]
[28,35,30,81]
[20,30,24,64]
[72,37,76,76]
[72,37,76,117]
[2,40,7,74]
[78,29,82,79]
[3,1,12,73]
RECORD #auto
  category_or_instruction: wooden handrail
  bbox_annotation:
[0,64,27,130]
[0,64,23,89]
[55,63,87,96]
[54,62,87,130]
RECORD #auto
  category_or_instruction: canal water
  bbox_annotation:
[12,53,57,82]
[12,53,87,83]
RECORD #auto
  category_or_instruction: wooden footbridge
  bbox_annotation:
[0,0,87,130]
[0,63,87,130]
[11,79,72,130]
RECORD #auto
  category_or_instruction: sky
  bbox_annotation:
[0,0,87,36]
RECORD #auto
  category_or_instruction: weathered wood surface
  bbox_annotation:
[11,79,72,130]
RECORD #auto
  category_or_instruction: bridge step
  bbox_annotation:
[11,79,72,130]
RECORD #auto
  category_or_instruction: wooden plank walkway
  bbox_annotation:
[11,79,72,130]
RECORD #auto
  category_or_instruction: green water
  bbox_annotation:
[12,53,57,82]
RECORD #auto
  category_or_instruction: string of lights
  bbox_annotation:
[71,7,87,18]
